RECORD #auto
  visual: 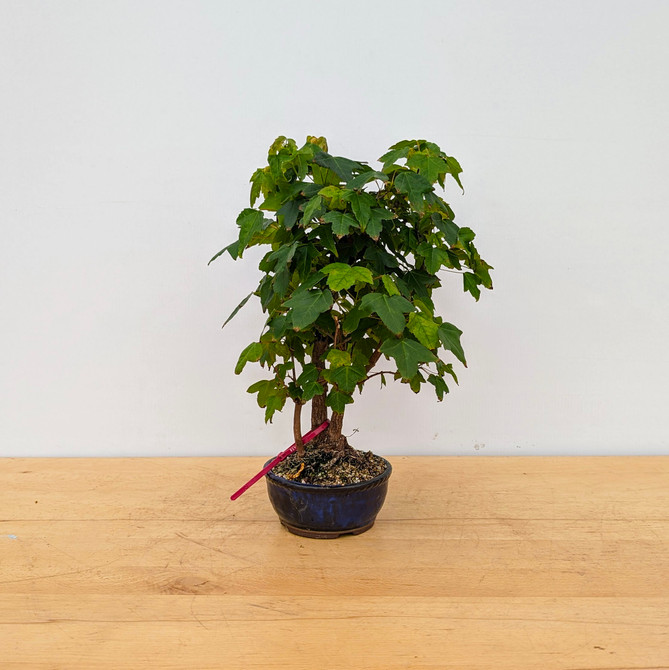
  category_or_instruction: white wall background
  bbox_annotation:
[2,0,668,457]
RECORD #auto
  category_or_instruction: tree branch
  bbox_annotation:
[365,344,383,374]
[363,370,394,382]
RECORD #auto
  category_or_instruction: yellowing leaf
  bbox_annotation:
[325,349,352,368]
[321,263,374,291]
[407,312,440,350]
[380,275,401,296]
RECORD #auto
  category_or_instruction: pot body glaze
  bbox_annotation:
[264,458,392,539]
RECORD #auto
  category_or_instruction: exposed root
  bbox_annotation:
[282,462,305,481]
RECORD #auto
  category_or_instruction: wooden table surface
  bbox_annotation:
[1,456,667,669]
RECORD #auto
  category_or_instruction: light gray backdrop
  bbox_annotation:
[2,0,668,456]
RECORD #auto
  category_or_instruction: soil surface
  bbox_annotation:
[272,444,388,486]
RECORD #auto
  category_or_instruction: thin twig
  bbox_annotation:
[364,370,394,382]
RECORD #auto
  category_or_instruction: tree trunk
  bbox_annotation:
[310,338,329,429]
[328,411,347,452]
[293,401,305,457]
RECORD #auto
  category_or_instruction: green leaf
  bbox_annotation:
[379,146,411,170]
[380,275,401,296]
[235,342,263,374]
[247,379,288,421]
[301,183,323,198]
[302,195,323,225]
[363,218,381,240]
[282,289,333,330]
[438,322,467,366]
[326,349,351,368]
[379,338,438,379]
[458,227,476,243]
[312,224,338,256]
[266,241,298,270]
[247,379,272,401]
[249,171,263,206]
[360,293,414,335]
[474,258,494,289]
[369,207,393,224]
[407,151,449,184]
[222,292,254,329]
[387,139,417,150]
[326,389,354,414]
[293,364,324,402]
[364,245,399,272]
[413,296,435,315]
[277,200,299,229]
[285,152,309,180]
[444,155,464,190]
[236,208,265,250]
[267,313,292,338]
[311,164,341,186]
[439,361,459,385]
[291,270,326,296]
[208,240,239,265]
[258,275,274,311]
[364,207,392,240]
[346,170,388,190]
[417,242,448,274]
[323,211,358,237]
[341,305,371,334]
[301,380,325,401]
[403,269,438,298]
[409,371,424,393]
[275,361,294,381]
[463,272,481,301]
[264,393,286,423]
[433,215,459,245]
[351,338,375,368]
[324,364,366,393]
[259,192,284,212]
[294,243,318,280]
[296,363,320,385]
[321,263,374,291]
[313,151,364,182]
[272,266,291,297]
[249,167,273,205]
[444,249,462,270]
[407,312,440,349]
[394,171,432,209]
[427,374,449,401]
[346,191,374,227]
[426,191,454,218]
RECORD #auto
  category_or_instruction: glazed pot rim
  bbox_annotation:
[265,456,392,491]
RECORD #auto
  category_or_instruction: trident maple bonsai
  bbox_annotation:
[210,135,492,460]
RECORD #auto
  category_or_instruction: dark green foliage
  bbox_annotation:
[211,135,492,426]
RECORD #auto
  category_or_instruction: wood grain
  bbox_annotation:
[1,456,667,669]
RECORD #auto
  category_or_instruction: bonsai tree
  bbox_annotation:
[210,136,492,457]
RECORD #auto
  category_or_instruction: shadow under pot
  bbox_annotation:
[264,457,392,539]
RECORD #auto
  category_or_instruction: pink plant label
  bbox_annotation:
[230,420,329,501]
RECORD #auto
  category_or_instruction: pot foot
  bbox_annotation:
[280,520,375,539]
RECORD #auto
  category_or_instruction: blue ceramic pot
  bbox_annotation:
[264,457,392,539]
